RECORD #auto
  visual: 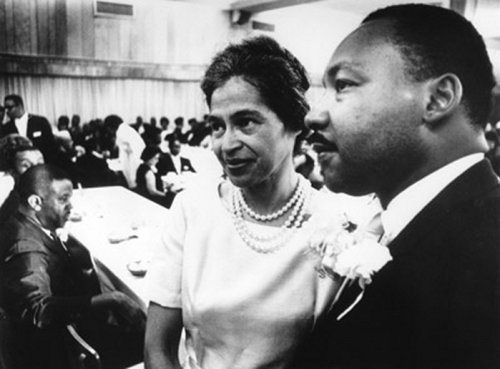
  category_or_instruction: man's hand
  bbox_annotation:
[113,292,147,332]
[91,291,146,331]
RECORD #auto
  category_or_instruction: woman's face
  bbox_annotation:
[209,76,298,189]
[13,149,44,176]
[148,153,160,167]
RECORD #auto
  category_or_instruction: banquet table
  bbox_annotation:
[67,186,170,309]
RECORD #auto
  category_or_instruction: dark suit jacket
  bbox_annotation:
[0,211,101,369]
[293,160,500,369]
[0,114,58,162]
[157,153,195,176]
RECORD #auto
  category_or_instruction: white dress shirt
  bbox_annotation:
[15,112,29,137]
[381,153,484,243]
[171,154,181,174]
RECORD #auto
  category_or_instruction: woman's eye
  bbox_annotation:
[334,79,354,93]
[210,121,225,132]
[236,118,254,128]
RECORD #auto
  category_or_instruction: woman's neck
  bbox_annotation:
[241,164,298,215]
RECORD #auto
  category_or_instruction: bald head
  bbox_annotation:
[17,164,73,230]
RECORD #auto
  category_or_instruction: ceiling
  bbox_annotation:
[172,0,446,13]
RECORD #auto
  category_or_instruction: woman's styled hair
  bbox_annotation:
[201,36,310,133]
[140,145,161,162]
[0,134,35,172]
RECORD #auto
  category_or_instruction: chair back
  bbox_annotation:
[64,324,102,369]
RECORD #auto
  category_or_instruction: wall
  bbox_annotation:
[0,0,235,124]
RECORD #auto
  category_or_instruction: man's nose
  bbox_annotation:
[305,107,330,132]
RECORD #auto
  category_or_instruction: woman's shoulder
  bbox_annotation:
[174,176,227,211]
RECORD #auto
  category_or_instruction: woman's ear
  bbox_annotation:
[27,194,42,212]
[422,73,463,126]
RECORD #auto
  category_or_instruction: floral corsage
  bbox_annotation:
[308,214,392,289]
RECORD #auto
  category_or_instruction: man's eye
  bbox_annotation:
[334,79,354,93]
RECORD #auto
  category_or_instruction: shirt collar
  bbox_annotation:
[381,153,484,242]
[15,112,28,124]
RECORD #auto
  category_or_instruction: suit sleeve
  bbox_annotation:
[2,240,92,329]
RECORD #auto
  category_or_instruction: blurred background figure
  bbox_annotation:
[157,137,196,208]
[1,94,57,164]
[485,130,500,175]
[136,145,167,206]
[104,114,145,189]
[0,134,44,223]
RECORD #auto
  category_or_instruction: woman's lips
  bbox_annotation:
[225,159,253,170]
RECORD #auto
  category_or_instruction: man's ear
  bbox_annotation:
[27,194,42,212]
[422,73,463,126]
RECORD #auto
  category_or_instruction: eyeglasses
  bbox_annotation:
[4,105,15,110]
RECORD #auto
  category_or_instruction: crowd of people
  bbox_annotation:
[0,3,499,369]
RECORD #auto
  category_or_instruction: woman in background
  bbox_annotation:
[0,134,44,223]
[145,36,341,369]
[136,145,166,205]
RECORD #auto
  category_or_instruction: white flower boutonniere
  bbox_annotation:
[308,214,392,289]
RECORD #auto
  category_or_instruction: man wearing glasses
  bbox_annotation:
[2,94,57,163]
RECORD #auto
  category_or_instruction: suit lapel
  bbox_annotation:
[389,160,499,258]
[16,212,68,259]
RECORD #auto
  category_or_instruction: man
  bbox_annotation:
[165,116,187,143]
[298,4,500,369]
[157,137,196,207]
[184,117,210,146]
[104,114,145,188]
[0,164,145,369]
[1,94,58,163]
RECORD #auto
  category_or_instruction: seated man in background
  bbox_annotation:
[0,164,145,369]
[157,137,195,208]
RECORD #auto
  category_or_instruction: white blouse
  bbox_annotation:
[147,179,341,369]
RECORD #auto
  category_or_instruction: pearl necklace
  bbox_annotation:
[231,176,311,254]
[237,178,302,222]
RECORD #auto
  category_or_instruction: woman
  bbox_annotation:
[136,145,166,205]
[145,36,341,369]
[0,134,44,223]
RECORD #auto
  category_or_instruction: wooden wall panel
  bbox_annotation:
[0,0,7,52]
[66,0,83,57]
[54,0,67,55]
[80,0,95,58]
[36,0,50,55]
[0,0,233,79]
[4,0,15,53]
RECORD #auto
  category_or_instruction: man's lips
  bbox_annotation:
[307,132,338,153]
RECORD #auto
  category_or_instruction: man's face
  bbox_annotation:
[169,140,181,156]
[306,20,427,197]
[37,179,73,231]
[4,98,24,120]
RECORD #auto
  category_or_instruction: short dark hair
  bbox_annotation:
[201,36,310,132]
[104,114,123,131]
[363,4,496,127]
[174,117,184,126]
[16,164,71,202]
[4,94,24,107]
[140,145,161,162]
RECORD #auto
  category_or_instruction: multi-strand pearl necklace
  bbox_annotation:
[231,176,311,254]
